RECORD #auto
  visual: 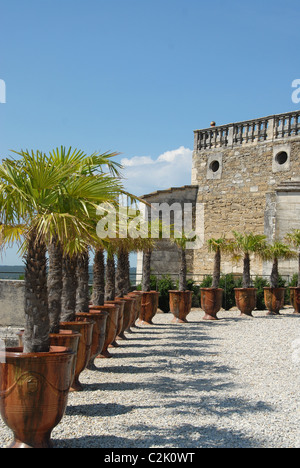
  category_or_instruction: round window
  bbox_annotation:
[209,160,220,173]
[275,151,288,165]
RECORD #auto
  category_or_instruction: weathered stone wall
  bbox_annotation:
[136,186,198,282]
[0,280,25,327]
[192,125,300,278]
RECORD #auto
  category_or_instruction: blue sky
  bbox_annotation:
[0,0,300,264]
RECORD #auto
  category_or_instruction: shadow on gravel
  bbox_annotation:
[58,315,277,449]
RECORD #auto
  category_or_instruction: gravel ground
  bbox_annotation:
[1,308,300,449]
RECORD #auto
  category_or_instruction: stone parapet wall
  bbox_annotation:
[0,280,25,327]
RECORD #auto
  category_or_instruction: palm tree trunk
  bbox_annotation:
[92,248,105,306]
[270,258,279,288]
[115,247,128,297]
[243,253,251,288]
[48,236,63,333]
[23,231,50,353]
[105,254,116,301]
[61,254,78,322]
[142,249,152,292]
[125,251,131,293]
[212,248,221,288]
[76,248,90,313]
[179,248,187,292]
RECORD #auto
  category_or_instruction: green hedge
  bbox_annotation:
[136,273,298,312]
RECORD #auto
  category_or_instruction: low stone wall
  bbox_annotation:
[0,280,25,327]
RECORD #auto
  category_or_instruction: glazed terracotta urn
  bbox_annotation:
[116,296,135,339]
[234,288,257,317]
[127,292,143,328]
[76,308,109,369]
[0,346,75,448]
[200,288,223,320]
[105,299,125,346]
[59,321,94,391]
[264,287,286,315]
[289,287,300,314]
[94,304,119,358]
[138,291,160,325]
[169,290,192,323]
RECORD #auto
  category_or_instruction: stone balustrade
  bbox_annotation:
[194,111,300,150]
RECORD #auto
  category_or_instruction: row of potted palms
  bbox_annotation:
[168,230,300,322]
[0,147,150,448]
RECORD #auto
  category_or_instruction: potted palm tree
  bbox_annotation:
[0,151,77,448]
[169,234,193,323]
[261,241,296,315]
[285,229,300,314]
[137,239,159,326]
[0,147,125,447]
[200,237,227,320]
[227,231,267,317]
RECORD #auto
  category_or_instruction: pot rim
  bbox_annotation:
[0,345,74,359]
[168,290,193,293]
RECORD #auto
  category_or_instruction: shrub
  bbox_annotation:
[157,275,175,313]
[253,276,269,310]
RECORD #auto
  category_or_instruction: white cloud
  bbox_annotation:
[121,155,155,167]
[121,146,193,196]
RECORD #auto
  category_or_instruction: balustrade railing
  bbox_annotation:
[195,111,300,150]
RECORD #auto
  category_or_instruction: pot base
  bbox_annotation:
[97,349,113,358]
[171,317,188,324]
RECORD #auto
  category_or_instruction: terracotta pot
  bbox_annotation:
[128,292,143,328]
[289,287,300,314]
[116,297,135,339]
[59,321,94,391]
[200,288,223,320]
[122,295,138,333]
[169,290,193,323]
[105,300,125,347]
[95,304,119,358]
[234,288,257,317]
[264,287,286,315]
[138,291,160,325]
[0,346,75,448]
[75,309,108,369]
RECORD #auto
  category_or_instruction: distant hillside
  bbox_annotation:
[0,265,137,281]
[0,265,25,279]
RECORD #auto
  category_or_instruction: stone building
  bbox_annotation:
[137,110,300,283]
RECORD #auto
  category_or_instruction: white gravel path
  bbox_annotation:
[1,308,300,449]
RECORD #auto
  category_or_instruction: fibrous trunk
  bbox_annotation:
[179,248,187,292]
[115,248,128,297]
[105,254,116,301]
[23,231,50,353]
[76,248,90,313]
[48,236,63,333]
[142,249,151,292]
[212,248,221,289]
[61,254,78,322]
[92,248,105,306]
[243,253,251,288]
[270,258,279,288]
